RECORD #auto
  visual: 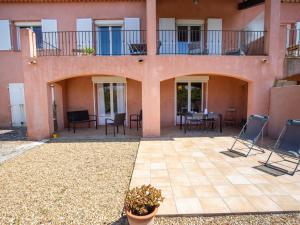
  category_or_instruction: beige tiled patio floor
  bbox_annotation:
[130,132,300,215]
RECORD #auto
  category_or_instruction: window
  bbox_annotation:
[176,20,204,54]
[95,21,123,56]
[16,22,43,50]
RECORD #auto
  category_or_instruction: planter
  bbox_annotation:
[126,207,158,225]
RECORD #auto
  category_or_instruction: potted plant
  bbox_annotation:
[124,185,164,225]
[82,47,95,56]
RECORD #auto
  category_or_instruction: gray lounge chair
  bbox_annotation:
[264,119,300,175]
[229,114,269,157]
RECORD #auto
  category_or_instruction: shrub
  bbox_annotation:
[82,47,95,55]
[125,185,164,216]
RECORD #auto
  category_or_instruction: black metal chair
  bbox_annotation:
[129,110,142,131]
[105,113,126,136]
[229,114,269,157]
[264,119,300,175]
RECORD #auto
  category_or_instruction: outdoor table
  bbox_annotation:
[181,112,222,133]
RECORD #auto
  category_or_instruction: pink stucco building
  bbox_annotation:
[0,0,299,140]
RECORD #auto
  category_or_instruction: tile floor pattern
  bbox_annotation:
[130,135,300,215]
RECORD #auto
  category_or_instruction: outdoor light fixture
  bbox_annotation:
[138,58,144,63]
[28,60,37,65]
[193,0,199,5]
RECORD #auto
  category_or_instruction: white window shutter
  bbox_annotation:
[76,18,93,49]
[0,20,12,50]
[207,18,222,55]
[296,22,300,45]
[124,18,140,54]
[159,18,176,54]
[42,19,58,48]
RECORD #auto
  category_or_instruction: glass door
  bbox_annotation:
[97,26,122,55]
[97,83,126,125]
[177,25,202,54]
[176,82,188,123]
[176,82,204,124]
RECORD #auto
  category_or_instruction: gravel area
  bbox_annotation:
[154,214,300,225]
[0,139,139,225]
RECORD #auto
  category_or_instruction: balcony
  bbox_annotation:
[158,30,266,56]
[34,30,267,57]
[286,29,300,58]
[35,30,147,56]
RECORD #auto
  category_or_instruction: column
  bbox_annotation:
[146,0,157,56]
[142,63,161,137]
[21,29,53,140]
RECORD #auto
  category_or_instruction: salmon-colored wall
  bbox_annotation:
[268,85,300,138]
[208,76,248,124]
[0,52,24,127]
[160,78,175,127]
[127,78,142,125]
[281,3,300,24]
[157,0,264,30]
[159,76,248,127]
[0,2,147,30]
[65,76,94,114]
[53,76,142,129]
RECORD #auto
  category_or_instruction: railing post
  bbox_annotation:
[146,0,157,56]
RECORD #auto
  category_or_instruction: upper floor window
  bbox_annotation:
[15,22,43,50]
[176,20,204,54]
[95,20,124,56]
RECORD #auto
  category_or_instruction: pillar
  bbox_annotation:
[264,0,283,77]
[142,62,161,137]
[146,0,157,56]
[21,29,53,140]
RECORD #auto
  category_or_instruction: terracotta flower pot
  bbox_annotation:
[126,208,158,225]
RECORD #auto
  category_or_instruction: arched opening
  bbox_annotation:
[160,74,248,131]
[50,75,142,135]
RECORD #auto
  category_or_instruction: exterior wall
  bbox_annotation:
[0,52,23,127]
[0,2,146,30]
[127,78,142,125]
[208,76,248,124]
[0,0,293,139]
[160,78,174,127]
[160,76,248,127]
[268,85,300,138]
[157,0,264,30]
[52,76,142,129]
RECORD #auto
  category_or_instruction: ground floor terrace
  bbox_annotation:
[50,74,248,135]
[1,127,300,224]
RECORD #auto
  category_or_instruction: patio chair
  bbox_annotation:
[264,119,300,175]
[105,113,126,136]
[129,110,142,131]
[229,114,269,157]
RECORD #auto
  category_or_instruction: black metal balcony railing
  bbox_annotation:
[286,29,300,57]
[35,30,147,56]
[157,30,266,56]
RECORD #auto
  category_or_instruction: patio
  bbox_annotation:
[130,132,300,215]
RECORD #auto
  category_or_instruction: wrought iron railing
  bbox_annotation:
[157,30,266,56]
[286,29,300,57]
[281,0,300,3]
[35,30,147,56]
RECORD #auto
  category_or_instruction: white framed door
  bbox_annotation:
[175,76,209,125]
[96,25,123,56]
[8,83,26,127]
[97,83,126,125]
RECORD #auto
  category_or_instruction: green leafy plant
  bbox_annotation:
[82,47,95,55]
[125,185,164,216]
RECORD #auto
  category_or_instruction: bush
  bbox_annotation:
[82,47,95,55]
[125,185,164,216]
